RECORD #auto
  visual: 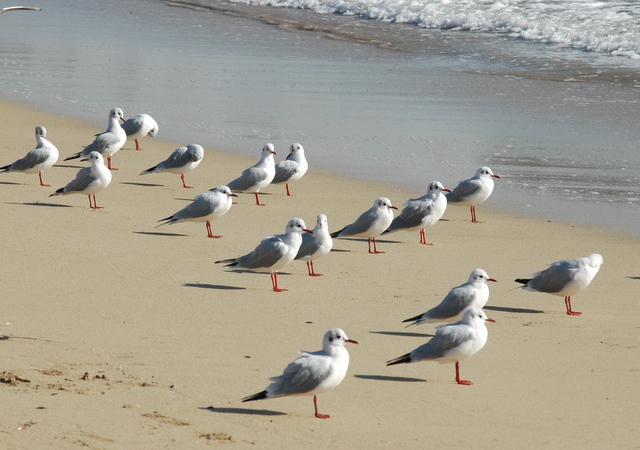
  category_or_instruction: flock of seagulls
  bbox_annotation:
[2,104,604,419]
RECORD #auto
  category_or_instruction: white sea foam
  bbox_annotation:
[231,0,640,58]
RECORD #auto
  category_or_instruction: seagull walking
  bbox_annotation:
[387,308,495,385]
[49,151,112,209]
[403,269,496,327]
[64,108,126,171]
[383,181,450,245]
[215,218,312,292]
[226,144,276,206]
[446,166,500,223]
[119,112,158,150]
[515,253,603,316]
[0,126,58,187]
[156,186,237,238]
[140,144,204,188]
[330,197,397,254]
[242,328,358,418]
[295,214,333,276]
[272,143,308,196]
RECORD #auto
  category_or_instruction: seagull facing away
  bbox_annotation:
[387,308,495,385]
[383,181,450,245]
[49,151,112,209]
[403,269,496,327]
[215,218,312,292]
[446,166,500,223]
[295,214,333,276]
[140,144,204,188]
[156,186,237,238]
[515,253,603,316]
[330,197,397,254]
[272,143,308,196]
[242,328,358,419]
[64,108,126,171]
[0,6,41,14]
[226,144,276,206]
[0,126,58,187]
[119,112,158,150]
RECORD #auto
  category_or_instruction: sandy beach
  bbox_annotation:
[1,99,639,448]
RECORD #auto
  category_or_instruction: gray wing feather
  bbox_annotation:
[446,179,482,203]
[227,167,267,191]
[157,147,192,171]
[410,325,473,362]
[64,167,95,193]
[386,201,432,232]
[527,260,577,293]
[7,148,49,171]
[266,353,330,397]
[295,233,322,259]
[272,160,298,183]
[338,209,377,237]
[235,237,287,269]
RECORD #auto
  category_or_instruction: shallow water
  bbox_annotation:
[1,0,639,234]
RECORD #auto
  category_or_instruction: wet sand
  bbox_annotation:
[1,100,639,448]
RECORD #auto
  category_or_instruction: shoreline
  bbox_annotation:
[2,98,640,448]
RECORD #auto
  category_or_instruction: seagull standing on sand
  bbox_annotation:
[0,126,58,187]
[156,186,237,238]
[387,308,495,386]
[330,197,397,254]
[215,218,312,292]
[64,108,126,171]
[295,214,333,276]
[383,181,450,245]
[140,144,204,189]
[515,253,603,316]
[402,269,496,327]
[49,151,112,209]
[446,166,500,223]
[242,328,358,419]
[271,143,308,196]
[226,144,276,206]
[119,112,158,151]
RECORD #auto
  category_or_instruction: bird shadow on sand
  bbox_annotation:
[354,374,426,383]
[626,276,640,280]
[200,406,286,416]
[182,282,246,291]
[484,305,544,314]
[134,231,189,238]
[6,201,73,208]
[120,181,165,188]
[369,330,433,338]
[0,181,23,186]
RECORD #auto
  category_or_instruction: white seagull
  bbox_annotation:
[515,253,603,316]
[403,269,496,327]
[140,144,204,189]
[446,166,500,223]
[215,218,312,292]
[383,181,450,245]
[49,151,112,209]
[242,328,358,419]
[156,185,237,238]
[271,143,308,196]
[387,308,495,385]
[295,214,333,276]
[226,144,276,206]
[119,112,158,151]
[1,126,58,187]
[64,108,126,171]
[330,197,397,254]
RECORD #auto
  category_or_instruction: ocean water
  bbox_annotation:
[1,0,639,233]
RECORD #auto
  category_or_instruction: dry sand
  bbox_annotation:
[1,99,639,448]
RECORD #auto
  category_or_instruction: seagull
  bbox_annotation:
[387,308,495,385]
[446,166,500,223]
[119,112,158,151]
[64,108,126,171]
[515,253,603,316]
[0,6,41,14]
[0,126,58,187]
[156,186,237,238]
[295,214,333,276]
[242,328,358,419]
[271,143,308,196]
[330,197,397,254]
[226,144,276,206]
[140,144,204,189]
[383,181,450,245]
[49,151,112,209]
[215,218,312,292]
[402,269,496,327]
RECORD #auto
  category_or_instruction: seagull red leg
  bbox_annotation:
[313,395,330,419]
[470,206,478,223]
[307,261,322,277]
[106,156,118,171]
[455,361,472,385]
[565,296,582,316]
[271,272,287,292]
[38,172,50,187]
[135,138,143,151]
[206,221,222,238]
[285,183,292,196]
[368,237,384,254]
[181,174,193,189]
[254,192,265,206]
